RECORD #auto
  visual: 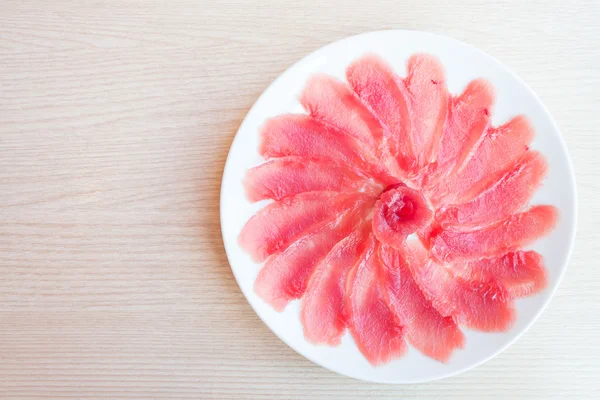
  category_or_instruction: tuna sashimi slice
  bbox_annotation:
[239,191,372,262]
[301,225,370,345]
[300,74,402,177]
[451,251,548,298]
[379,244,465,362]
[372,184,433,249]
[254,197,372,311]
[437,151,548,229]
[405,242,515,332]
[423,79,494,187]
[346,235,406,365]
[404,54,448,168]
[244,156,381,202]
[430,205,558,263]
[430,115,534,205]
[260,114,395,184]
[300,74,383,149]
[346,55,416,175]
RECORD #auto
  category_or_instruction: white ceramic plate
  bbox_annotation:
[220,30,577,383]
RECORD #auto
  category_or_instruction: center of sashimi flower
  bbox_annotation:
[372,184,433,249]
[384,197,415,228]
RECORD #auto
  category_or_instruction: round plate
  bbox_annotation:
[220,30,577,383]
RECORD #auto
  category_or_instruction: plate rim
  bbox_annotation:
[219,29,578,384]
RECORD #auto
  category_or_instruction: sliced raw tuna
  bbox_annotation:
[239,191,372,262]
[237,52,559,365]
[430,115,534,205]
[379,244,464,362]
[301,225,370,345]
[423,79,494,187]
[346,55,416,175]
[254,197,372,311]
[260,114,395,184]
[405,242,515,332]
[300,74,383,148]
[346,235,406,365]
[300,74,403,177]
[372,184,432,249]
[244,156,381,202]
[430,205,558,263]
[451,251,548,298]
[437,151,548,228]
[404,54,448,168]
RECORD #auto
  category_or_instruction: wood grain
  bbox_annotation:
[1,0,599,398]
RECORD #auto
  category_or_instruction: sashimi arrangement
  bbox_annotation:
[238,53,558,366]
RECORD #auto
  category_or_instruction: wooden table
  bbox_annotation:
[1,1,599,398]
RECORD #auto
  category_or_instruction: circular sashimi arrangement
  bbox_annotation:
[238,53,558,366]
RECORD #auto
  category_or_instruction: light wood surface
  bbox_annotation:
[1,1,599,398]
